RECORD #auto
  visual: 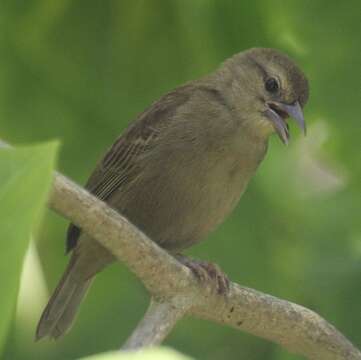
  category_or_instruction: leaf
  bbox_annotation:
[79,347,193,360]
[0,142,58,352]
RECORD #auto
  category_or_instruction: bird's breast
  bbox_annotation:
[112,135,267,252]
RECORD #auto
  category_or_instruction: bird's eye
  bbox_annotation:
[265,78,279,93]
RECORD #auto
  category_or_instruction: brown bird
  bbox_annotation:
[36,48,309,340]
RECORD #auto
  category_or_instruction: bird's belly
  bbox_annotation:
[111,149,261,253]
[172,173,248,250]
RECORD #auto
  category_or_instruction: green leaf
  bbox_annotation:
[0,142,58,352]
[79,347,193,360]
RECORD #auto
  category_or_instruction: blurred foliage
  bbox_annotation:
[0,143,57,352]
[0,1,360,360]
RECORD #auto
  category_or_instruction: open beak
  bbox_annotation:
[265,101,306,145]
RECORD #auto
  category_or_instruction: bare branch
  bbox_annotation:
[1,139,360,359]
[123,297,189,350]
[193,284,360,360]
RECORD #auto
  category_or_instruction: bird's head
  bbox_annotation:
[225,48,309,144]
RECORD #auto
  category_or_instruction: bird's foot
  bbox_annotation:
[176,255,230,295]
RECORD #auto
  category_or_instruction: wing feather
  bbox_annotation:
[66,84,192,252]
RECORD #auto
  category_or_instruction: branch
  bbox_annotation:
[123,297,188,349]
[1,140,360,360]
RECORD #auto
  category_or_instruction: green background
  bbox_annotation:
[0,1,360,359]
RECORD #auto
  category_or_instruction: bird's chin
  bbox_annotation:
[264,101,306,145]
[264,105,290,145]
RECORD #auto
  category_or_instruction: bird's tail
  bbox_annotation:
[35,256,92,340]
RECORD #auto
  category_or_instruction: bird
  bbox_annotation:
[36,47,309,340]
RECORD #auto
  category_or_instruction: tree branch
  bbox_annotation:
[1,140,360,359]
[123,297,189,350]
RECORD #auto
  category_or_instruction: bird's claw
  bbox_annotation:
[176,255,230,295]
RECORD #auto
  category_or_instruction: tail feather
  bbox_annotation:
[47,279,92,339]
[36,256,92,340]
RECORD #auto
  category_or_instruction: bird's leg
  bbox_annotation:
[175,254,230,295]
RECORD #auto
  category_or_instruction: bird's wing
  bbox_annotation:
[85,123,158,201]
[66,85,192,252]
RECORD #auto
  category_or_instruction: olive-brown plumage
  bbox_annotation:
[36,48,309,340]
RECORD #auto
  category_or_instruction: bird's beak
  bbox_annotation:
[265,101,306,145]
